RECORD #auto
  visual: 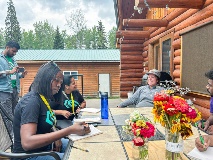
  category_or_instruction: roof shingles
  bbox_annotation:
[0,49,120,62]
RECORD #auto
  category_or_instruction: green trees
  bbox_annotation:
[107,27,117,49]
[33,21,55,49]
[53,27,64,49]
[2,1,117,49]
[96,20,107,49]
[5,0,21,43]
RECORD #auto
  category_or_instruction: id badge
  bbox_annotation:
[11,74,16,80]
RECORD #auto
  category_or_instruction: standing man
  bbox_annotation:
[0,41,27,115]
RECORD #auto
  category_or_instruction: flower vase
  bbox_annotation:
[165,128,184,160]
[132,142,148,160]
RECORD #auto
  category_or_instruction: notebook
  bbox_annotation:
[68,124,103,141]
[80,108,101,113]
[187,147,213,160]
[74,117,101,123]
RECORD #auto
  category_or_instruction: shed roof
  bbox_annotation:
[0,49,120,62]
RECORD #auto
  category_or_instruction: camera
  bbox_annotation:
[18,67,25,72]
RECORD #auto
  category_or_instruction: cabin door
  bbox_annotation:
[98,73,110,97]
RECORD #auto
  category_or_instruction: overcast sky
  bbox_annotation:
[0,0,116,34]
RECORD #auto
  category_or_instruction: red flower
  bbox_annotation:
[133,137,145,146]
[140,122,155,138]
[164,103,178,116]
[154,92,169,101]
[173,97,189,112]
[185,108,197,119]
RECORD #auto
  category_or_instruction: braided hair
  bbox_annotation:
[31,61,63,102]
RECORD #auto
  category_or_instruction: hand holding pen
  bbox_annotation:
[198,119,209,131]
[195,122,210,151]
[195,135,210,152]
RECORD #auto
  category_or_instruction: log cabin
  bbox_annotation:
[113,0,213,120]
[0,49,120,98]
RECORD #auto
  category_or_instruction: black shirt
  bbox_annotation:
[13,91,54,153]
[51,90,84,120]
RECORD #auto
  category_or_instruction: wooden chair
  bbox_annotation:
[0,102,61,160]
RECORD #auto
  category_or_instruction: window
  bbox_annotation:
[149,33,174,76]
[162,39,171,74]
[63,71,78,80]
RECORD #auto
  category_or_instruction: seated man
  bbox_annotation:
[198,70,213,134]
[118,69,164,108]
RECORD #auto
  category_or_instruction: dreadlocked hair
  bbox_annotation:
[205,69,213,80]
[31,61,63,102]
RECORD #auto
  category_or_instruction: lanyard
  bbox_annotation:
[62,91,75,114]
[39,94,56,126]
[71,93,75,114]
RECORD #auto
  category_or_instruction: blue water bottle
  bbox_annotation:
[100,92,108,119]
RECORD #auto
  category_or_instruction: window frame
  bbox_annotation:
[148,32,174,78]
[63,71,79,80]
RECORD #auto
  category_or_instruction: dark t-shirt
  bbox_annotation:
[13,91,54,153]
[51,90,84,120]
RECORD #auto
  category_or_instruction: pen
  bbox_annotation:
[71,145,89,152]
[195,122,205,145]
[201,119,205,129]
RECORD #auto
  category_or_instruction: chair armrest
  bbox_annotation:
[0,151,60,160]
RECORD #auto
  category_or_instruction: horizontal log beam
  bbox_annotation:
[116,44,143,51]
[123,19,169,28]
[194,104,210,120]
[116,31,150,39]
[135,0,205,9]
[121,72,143,78]
[120,63,143,69]
[118,39,145,44]
[121,55,143,61]
[121,69,144,72]
[121,51,143,55]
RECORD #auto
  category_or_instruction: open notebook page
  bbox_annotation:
[68,124,103,141]
[187,147,213,160]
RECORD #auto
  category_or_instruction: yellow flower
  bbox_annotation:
[170,122,181,133]
[180,123,193,140]
[136,120,146,127]
[165,89,174,95]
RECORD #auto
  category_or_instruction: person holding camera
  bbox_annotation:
[0,41,27,112]
[0,41,27,136]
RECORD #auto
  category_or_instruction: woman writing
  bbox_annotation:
[12,61,90,160]
[52,75,86,120]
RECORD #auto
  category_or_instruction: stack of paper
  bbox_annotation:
[74,117,101,123]
[80,108,101,113]
[187,147,213,160]
[68,124,103,141]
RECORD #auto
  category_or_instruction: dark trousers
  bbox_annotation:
[0,88,19,138]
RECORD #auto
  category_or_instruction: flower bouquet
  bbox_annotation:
[123,110,155,160]
[152,82,201,160]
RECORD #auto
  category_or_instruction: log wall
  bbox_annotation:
[117,0,213,119]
